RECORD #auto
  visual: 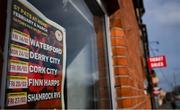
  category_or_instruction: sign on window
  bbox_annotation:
[4,0,66,109]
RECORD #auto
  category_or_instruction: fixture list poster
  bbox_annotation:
[5,0,66,109]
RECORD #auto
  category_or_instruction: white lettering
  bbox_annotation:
[29,51,49,62]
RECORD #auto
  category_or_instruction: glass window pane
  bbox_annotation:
[27,0,111,109]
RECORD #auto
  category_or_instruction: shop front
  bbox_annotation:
[0,0,119,109]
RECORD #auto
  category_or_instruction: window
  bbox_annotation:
[1,0,112,109]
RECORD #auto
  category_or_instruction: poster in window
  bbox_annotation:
[5,0,66,109]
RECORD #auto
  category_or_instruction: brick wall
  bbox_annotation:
[109,0,151,109]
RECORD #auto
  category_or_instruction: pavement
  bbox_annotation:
[159,101,173,109]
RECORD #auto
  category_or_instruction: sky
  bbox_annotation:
[143,0,180,92]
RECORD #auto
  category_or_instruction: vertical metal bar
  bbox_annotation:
[1,0,12,108]
[173,72,176,88]
[104,15,117,109]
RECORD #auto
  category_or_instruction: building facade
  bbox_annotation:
[109,0,151,108]
[0,0,151,109]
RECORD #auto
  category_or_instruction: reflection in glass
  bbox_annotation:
[28,0,111,109]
